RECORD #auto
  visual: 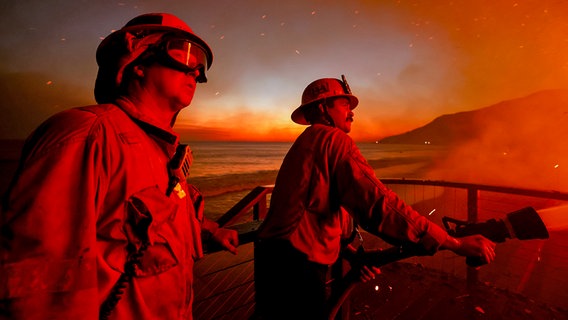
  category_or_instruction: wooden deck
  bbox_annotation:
[194,242,256,320]
[193,239,568,320]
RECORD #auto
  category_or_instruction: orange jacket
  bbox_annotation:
[0,98,217,319]
[257,124,449,265]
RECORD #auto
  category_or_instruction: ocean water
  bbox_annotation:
[188,141,445,180]
[189,141,291,179]
[185,141,448,219]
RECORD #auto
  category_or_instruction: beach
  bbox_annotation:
[184,141,448,220]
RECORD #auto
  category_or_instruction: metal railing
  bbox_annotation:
[215,180,568,246]
[194,180,568,319]
[216,185,274,227]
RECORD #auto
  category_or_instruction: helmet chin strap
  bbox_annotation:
[319,99,336,127]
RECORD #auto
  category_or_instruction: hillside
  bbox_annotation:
[380,89,568,146]
[380,89,568,190]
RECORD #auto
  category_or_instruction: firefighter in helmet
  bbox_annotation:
[1,13,238,320]
[254,75,497,320]
[290,75,359,132]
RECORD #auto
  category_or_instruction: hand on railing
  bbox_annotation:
[327,206,550,320]
[211,227,239,255]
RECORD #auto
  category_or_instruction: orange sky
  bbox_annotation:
[1,1,568,142]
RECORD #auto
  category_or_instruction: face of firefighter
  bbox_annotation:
[327,97,354,133]
[139,61,200,113]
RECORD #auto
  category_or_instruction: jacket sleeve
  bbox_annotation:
[334,137,449,253]
[0,114,102,319]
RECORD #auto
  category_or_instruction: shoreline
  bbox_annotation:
[200,155,439,220]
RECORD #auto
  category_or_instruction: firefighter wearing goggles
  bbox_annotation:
[95,12,213,104]
[1,12,238,320]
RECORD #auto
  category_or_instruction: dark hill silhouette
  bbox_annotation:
[382,89,568,191]
[380,89,568,147]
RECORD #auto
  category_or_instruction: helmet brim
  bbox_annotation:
[291,94,359,125]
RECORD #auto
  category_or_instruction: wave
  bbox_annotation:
[193,148,444,219]
[189,169,279,197]
[190,155,437,198]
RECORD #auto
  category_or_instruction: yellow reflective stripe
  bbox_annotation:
[0,257,97,299]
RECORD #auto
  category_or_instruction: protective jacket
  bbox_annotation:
[257,124,450,265]
[0,97,218,319]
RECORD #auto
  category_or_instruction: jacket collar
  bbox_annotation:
[114,97,180,146]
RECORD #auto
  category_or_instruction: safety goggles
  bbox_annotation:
[150,34,210,82]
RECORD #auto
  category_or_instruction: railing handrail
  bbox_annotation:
[216,185,274,227]
[380,178,568,201]
[215,180,568,229]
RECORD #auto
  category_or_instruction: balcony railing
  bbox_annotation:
[193,180,568,319]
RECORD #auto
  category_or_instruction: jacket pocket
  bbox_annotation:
[124,186,181,276]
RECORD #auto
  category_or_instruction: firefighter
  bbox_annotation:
[0,13,238,320]
[254,76,496,320]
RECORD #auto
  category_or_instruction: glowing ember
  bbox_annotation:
[475,306,485,314]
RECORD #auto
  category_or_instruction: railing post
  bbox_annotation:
[466,187,479,222]
[466,187,479,288]
[253,194,267,221]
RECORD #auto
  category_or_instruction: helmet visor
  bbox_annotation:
[163,38,209,82]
